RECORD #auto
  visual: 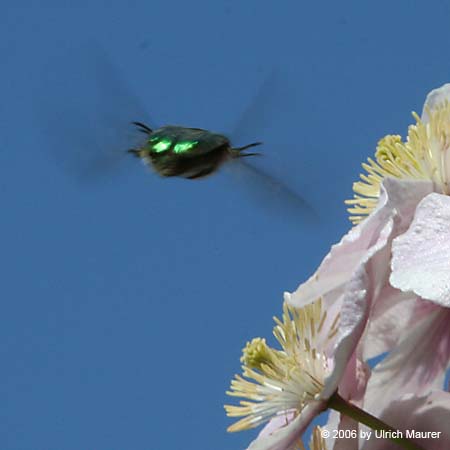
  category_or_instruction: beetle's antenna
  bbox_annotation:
[127,148,140,157]
[132,121,153,134]
[233,141,263,157]
[239,152,261,157]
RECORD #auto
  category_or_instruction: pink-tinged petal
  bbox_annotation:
[321,212,394,399]
[362,391,450,450]
[338,352,371,404]
[381,178,434,231]
[322,410,339,448]
[257,411,296,439]
[364,307,450,419]
[322,410,358,450]
[286,178,433,309]
[422,83,450,122]
[247,401,326,450]
[287,179,433,401]
[284,186,392,309]
[320,261,378,399]
[390,193,450,307]
[322,352,370,450]
[362,286,418,360]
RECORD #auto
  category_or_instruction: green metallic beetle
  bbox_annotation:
[128,122,262,179]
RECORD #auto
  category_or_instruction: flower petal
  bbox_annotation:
[319,258,380,399]
[362,285,417,360]
[286,178,433,309]
[284,184,393,308]
[322,353,370,449]
[247,401,326,450]
[422,83,450,122]
[390,193,450,307]
[256,410,296,439]
[364,306,450,419]
[362,391,450,450]
[287,178,433,400]
[322,410,359,450]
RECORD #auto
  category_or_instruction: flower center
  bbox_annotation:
[224,300,336,432]
[346,101,450,224]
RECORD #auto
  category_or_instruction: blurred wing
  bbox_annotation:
[228,70,318,222]
[36,43,153,184]
[226,157,318,225]
[230,69,279,145]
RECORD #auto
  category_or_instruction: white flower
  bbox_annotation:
[288,84,450,445]
[224,299,365,450]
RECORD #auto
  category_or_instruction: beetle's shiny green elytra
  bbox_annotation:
[128,122,262,179]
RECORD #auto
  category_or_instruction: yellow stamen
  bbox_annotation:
[293,426,328,450]
[310,426,328,450]
[224,299,337,433]
[346,101,450,223]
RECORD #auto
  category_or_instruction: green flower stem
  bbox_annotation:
[328,392,425,450]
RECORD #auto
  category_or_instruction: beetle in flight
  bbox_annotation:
[128,122,262,179]
[125,121,316,221]
[41,46,316,221]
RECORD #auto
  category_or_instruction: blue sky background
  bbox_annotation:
[2,1,450,449]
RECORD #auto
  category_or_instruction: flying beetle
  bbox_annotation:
[126,120,316,221]
[128,123,262,179]
[39,45,317,222]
